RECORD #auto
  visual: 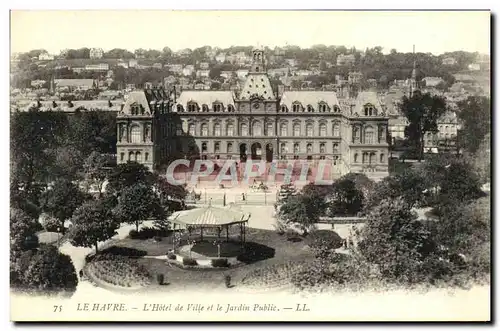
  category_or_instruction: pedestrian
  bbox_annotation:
[224,274,231,288]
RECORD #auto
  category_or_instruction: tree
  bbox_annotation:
[39,179,87,234]
[357,198,437,283]
[19,245,78,293]
[327,178,364,217]
[305,230,343,259]
[209,66,222,80]
[339,173,375,199]
[113,183,162,231]
[82,151,109,197]
[70,200,119,254]
[106,162,153,195]
[10,208,39,252]
[400,91,447,161]
[278,193,321,234]
[456,96,490,154]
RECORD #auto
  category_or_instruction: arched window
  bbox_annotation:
[253,122,262,136]
[333,105,340,113]
[187,103,197,112]
[129,151,134,161]
[293,143,300,154]
[318,103,327,112]
[135,151,142,162]
[378,125,386,142]
[202,104,209,112]
[227,105,235,112]
[333,122,340,137]
[369,152,375,164]
[353,127,361,143]
[177,105,184,112]
[281,105,288,112]
[241,123,248,136]
[362,153,367,163]
[201,123,208,136]
[364,126,375,144]
[306,123,313,137]
[201,142,207,152]
[280,123,287,136]
[145,152,149,161]
[333,143,339,152]
[307,105,314,112]
[214,142,220,153]
[214,123,221,136]
[306,143,313,154]
[293,123,301,136]
[354,153,359,163]
[319,143,326,153]
[130,125,141,143]
[292,103,301,112]
[445,125,449,133]
[319,123,327,137]
[280,143,286,154]
[188,123,196,136]
[213,103,222,112]
[266,122,274,136]
[227,123,234,136]
[227,142,233,153]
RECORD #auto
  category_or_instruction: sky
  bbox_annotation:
[10,10,491,55]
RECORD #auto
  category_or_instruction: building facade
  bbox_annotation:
[116,49,390,179]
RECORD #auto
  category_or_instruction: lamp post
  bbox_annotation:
[57,227,61,248]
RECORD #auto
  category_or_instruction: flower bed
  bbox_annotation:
[85,254,152,289]
[240,261,312,289]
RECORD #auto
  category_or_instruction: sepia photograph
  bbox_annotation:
[8,9,491,322]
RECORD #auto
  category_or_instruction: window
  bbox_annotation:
[294,143,300,154]
[333,155,339,165]
[227,142,233,153]
[120,153,124,161]
[201,123,208,136]
[333,143,339,152]
[364,126,375,144]
[292,103,301,112]
[241,123,248,136]
[320,156,326,160]
[188,123,196,136]
[136,151,142,162]
[213,103,222,112]
[333,123,340,137]
[266,122,274,136]
[369,153,375,164]
[306,123,313,137]
[280,143,286,154]
[320,143,326,153]
[293,123,300,136]
[445,125,449,133]
[319,123,327,137]
[281,105,288,112]
[362,153,367,163]
[187,103,197,112]
[333,105,340,113]
[280,123,287,136]
[130,125,141,143]
[307,105,314,112]
[307,143,313,154]
[145,152,149,161]
[354,153,359,163]
[201,142,207,152]
[319,103,327,112]
[227,105,234,112]
[214,123,221,136]
[378,126,386,142]
[202,104,209,112]
[129,151,134,161]
[227,123,234,136]
[253,122,262,136]
[214,142,220,153]
[176,124,183,136]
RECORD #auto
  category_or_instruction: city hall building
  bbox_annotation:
[116,49,390,179]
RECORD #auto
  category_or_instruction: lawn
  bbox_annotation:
[95,227,315,291]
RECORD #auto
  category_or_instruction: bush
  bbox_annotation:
[183,257,198,266]
[129,229,139,239]
[273,220,287,235]
[40,213,61,232]
[285,228,301,242]
[305,230,344,258]
[211,258,230,268]
[153,236,162,242]
[86,254,151,288]
[167,253,176,260]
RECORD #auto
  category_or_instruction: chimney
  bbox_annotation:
[277,85,285,97]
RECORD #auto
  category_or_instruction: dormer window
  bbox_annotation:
[281,105,288,112]
[130,104,140,115]
[187,103,197,112]
[177,105,184,112]
[213,103,222,112]
[318,103,328,112]
[333,105,340,113]
[227,105,235,112]
[307,105,314,112]
[364,104,376,116]
[292,102,301,112]
[202,104,209,112]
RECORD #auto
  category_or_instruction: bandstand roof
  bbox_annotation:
[170,205,250,227]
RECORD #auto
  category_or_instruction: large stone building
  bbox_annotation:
[116,49,390,179]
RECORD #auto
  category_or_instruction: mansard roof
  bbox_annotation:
[353,91,384,114]
[175,90,235,110]
[121,90,151,114]
[279,91,340,110]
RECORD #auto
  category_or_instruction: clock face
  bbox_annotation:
[253,103,260,109]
